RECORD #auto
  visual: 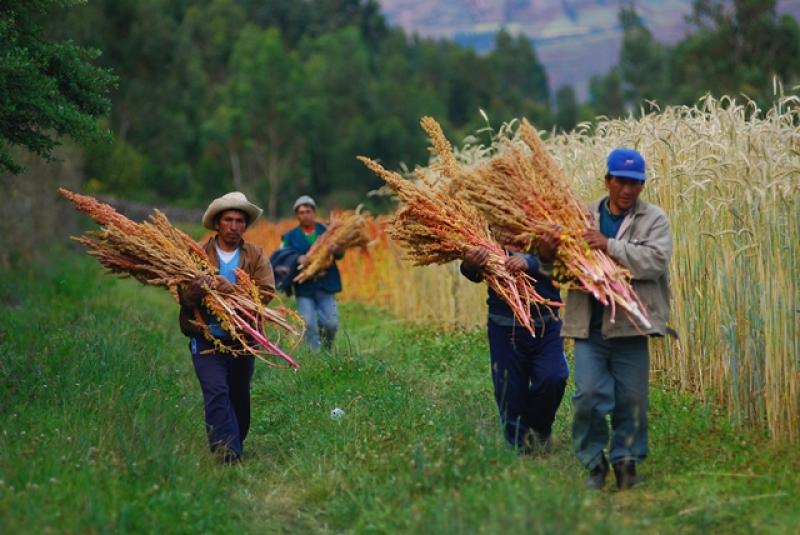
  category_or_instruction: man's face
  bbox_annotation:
[606,175,644,214]
[214,210,247,246]
[295,205,316,227]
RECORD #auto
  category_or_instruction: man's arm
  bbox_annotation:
[281,233,309,268]
[460,262,484,283]
[530,227,560,278]
[328,243,345,261]
[178,275,211,307]
[522,253,544,278]
[178,275,234,308]
[460,246,489,283]
[252,250,277,305]
[606,212,672,280]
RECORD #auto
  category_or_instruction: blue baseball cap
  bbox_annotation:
[607,148,646,181]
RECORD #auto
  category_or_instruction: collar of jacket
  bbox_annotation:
[591,196,647,239]
[201,235,249,268]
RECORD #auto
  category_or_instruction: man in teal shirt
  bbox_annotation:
[280,195,343,351]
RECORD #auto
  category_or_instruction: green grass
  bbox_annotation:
[1,254,798,534]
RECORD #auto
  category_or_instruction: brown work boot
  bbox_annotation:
[585,455,609,490]
[613,460,644,490]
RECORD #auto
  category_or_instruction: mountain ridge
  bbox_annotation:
[377,0,800,101]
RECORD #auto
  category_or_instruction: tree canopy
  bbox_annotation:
[0,0,116,174]
[4,0,797,214]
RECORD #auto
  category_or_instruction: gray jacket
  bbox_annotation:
[560,197,672,339]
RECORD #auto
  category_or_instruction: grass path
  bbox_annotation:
[1,254,798,534]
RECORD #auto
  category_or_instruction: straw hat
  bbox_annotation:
[202,191,263,230]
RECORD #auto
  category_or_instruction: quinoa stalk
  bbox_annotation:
[294,208,371,284]
[419,117,651,331]
[358,156,561,335]
[59,188,302,369]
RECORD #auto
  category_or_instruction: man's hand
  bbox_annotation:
[584,228,609,251]
[538,228,561,263]
[213,275,235,294]
[298,254,309,268]
[505,254,528,275]
[328,243,343,256]
[182,274,213,306]
[462,246,490,272]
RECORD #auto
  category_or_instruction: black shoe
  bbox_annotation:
[585,455,609,490]
[613,460,643,490]
[520,432,553,456]
[537,434,554,455]
[215,448,242,465]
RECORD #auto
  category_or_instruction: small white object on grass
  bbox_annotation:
[330,407,345,420]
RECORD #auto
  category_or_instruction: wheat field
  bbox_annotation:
[246,94,799,441]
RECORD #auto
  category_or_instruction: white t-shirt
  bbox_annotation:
[215,244,239,265]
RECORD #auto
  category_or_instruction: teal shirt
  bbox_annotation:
[590,199,628,330]
[598,199,626,239]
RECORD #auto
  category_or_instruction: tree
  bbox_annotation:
[673,0,800,104]
[555,85,579,132]
[487,29,551,125]
[243,0,387,48]
[489,29,549,104]
[33,0,588,209]
[302,27,376,198]
[0,0,115,174]
[618,4,666,108]
[205,26,307,219]
[589,69,625,118]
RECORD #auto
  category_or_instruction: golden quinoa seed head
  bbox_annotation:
[420,116,458,179]
[359,141,559,335]
[60,188,301,368]
[294,210,371,284]
[362,115,647,330]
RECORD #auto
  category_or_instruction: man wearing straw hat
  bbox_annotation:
[559,148,672,490]
[279,195,343,351]
[178,191,275,463]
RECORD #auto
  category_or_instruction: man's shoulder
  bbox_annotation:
[281,227,297,243]
[241,241,266,259]
[589,197,605,211]
[201,235,215,253]
[636,199,668,221]
[283,225,306,238]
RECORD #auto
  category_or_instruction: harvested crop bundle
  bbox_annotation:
[357,156,561,334]
[420,117,650,330]
[294,209,371,284]
[59,188,302,368]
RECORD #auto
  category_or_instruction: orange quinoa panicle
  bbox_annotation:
[358,154,561,335]
[419,117,650,331]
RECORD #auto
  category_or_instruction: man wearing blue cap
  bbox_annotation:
[558,148,672,490]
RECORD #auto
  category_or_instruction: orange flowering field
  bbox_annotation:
[243,216,487,330]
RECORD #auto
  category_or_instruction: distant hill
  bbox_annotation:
[378,0,800,101]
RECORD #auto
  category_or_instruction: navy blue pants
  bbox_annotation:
[190,337,255,459]
[487,319,569,448]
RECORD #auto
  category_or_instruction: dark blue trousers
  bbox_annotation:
[190,337,255,459]
[487,319,568,448]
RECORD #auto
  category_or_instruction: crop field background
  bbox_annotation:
[2,97,799,533]
[246,96,800,443]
